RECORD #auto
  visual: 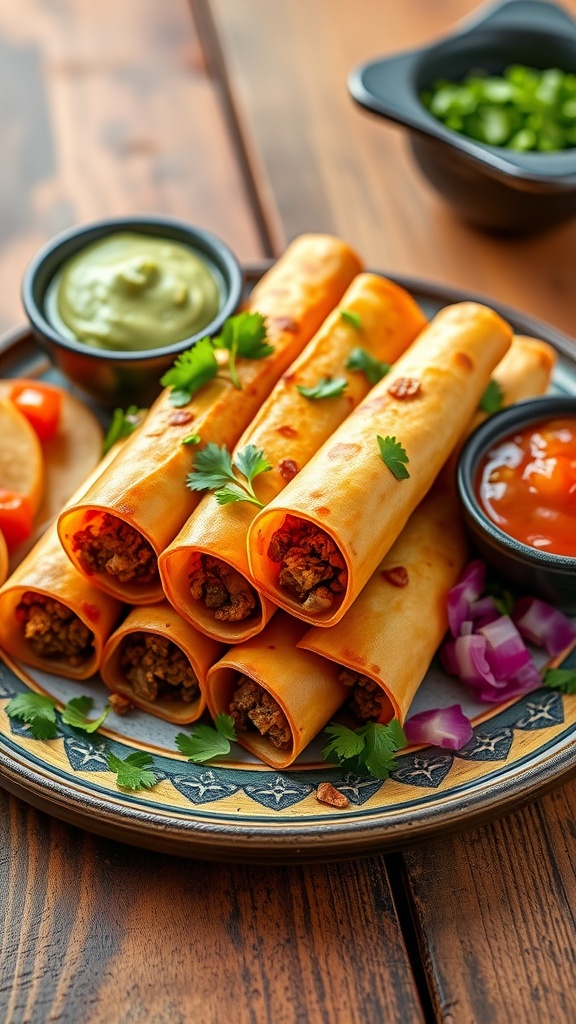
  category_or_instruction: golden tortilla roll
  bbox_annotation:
[57,234,362,605]
[0,448,124,680]
[298,333,556,724]
[205,613,349,769]
[159,273,427,644]
[100,601,223,725]
[248,302,512,627]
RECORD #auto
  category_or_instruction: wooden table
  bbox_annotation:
[2,1,576,1020]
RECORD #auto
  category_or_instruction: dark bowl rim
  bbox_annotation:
[457,394,576,572]
[348,0,576,190]
[21,214,243,363]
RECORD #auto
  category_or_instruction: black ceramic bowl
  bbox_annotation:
[22,215,243,407]
[349,0,576,233]
[457,395,576,612]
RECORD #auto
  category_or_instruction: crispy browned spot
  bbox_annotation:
[381,566,409,587]
[454,351,474,372]
[388,377,421,400]
[277,424,298,438]
[168,410,194,426]
[278,458,299,482]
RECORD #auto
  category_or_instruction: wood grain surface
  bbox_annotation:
[209,0,576,338]
[1,794,424,1024]
[0,0,263,335]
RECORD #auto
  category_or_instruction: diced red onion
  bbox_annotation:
[453,633,496,689]
[478,615,531,680]
[404,705,473,750]
[439,640,459,676]
[513,598,576,658]
[447,560,486,638]
[469,596,500,628]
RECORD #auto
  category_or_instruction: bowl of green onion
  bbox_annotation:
[348,0,576,233]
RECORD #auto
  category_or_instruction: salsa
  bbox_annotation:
[476,416,576,558]
[47,232,221,352]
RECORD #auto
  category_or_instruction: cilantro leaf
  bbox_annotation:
[322,723,366,765]
[5,692,58,740]
[543,667,576,694]
[362,719,406,779]
[176,714,237,764]
[161,337,218,407]
[479,379,505,414]
[181,433,201,446]
[322,718,406,780]
[187,442,237,492]
[340,310,362,330]
[233,444,272,485]
[107,751,158,791]
[61,696,111,734]
[214,312,272,389]
[102,405,145,455]
[377,435,410,480]
[297,377,348,400]
[187,442,270,508]
[346,347,391,386]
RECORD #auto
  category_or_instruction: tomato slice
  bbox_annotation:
[10,381,62,442]
[0,490,33,548]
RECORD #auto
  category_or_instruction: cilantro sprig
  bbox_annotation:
[347,347,390,385]
[377,435,410,480]
[213,312,272,389]
[543,667,576,694]
[176,713,237,764]
[103,405,146,454]
[6,692,111,740]
[322,719,406,780]
[187,442,272,508]
[107,751,158,791]
[297,377,348,400]
[479,379,505,414]
[161,312,272,406]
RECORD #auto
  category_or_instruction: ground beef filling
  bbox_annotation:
[72,513,159,585]
[15,593,95,667]
[340,668,386,723]
[189,554,257,622]
[119,632,200,703]
[267,514,348,613]
[229,676,291,750]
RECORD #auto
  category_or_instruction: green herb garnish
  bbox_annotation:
[6,692,58,740]
[176,713,237,764]
[347,347,391,385]
[181,433,201,446]
[340,310,362,330]
[107,751,159,791]
[297,377,348,400]
[161,336,219,407]
[102,405,145,454]
[377,435,410,480]
[479,379,505,414]
[61,696,111,734]
[213,312,272,390]
[5,692,110,739]
[187,442,272,508]
[322,719,406,780]
[543,667,576,694]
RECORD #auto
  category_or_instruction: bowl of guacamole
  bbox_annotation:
[22,216,242,406]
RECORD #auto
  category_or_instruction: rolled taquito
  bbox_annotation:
[0,449,124,679]
[205,613,349,769]
[159,273,427,643]
[247,302,512,627]
[100,601,223,724]
[58,234,362,605]
[298,334,556,724]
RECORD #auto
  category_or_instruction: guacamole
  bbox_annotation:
[50,232,221,351]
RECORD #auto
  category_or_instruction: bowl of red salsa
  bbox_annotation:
[457,396,576,613]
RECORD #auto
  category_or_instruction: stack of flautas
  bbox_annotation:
[0,233,557,765]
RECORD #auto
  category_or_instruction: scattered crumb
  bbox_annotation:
[108,693,134,715]
[316,782,349,809]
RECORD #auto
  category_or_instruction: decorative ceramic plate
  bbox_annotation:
[1,271,575,864]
